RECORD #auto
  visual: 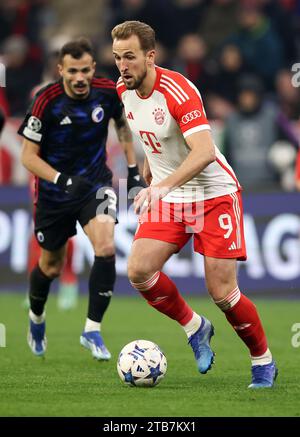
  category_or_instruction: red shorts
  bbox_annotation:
[134,191,247,260]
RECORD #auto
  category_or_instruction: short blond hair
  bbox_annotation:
[111,21,155,52]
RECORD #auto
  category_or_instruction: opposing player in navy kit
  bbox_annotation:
[19,38,142,360]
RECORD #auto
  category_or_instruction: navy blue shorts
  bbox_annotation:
[34,188,117,251]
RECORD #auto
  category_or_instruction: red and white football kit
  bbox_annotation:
[117,66,246,260]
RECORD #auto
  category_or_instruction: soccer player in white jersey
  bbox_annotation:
[112,21,278,388]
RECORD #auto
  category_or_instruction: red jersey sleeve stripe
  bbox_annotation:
[93,80,115,85]
[32,84,60,116]
[93,84,116,89]
[161,74,189,101]
[160,83,182,105]
[93,78,115,86]
[35,89,63,118]
[33,85,61,117]
[160,78,187,104]
[93,77,114,81]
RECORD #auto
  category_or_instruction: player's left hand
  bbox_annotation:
[134,186,169,215]
[127,165,146,195]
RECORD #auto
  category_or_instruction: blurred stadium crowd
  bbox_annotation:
[0,0,299,191]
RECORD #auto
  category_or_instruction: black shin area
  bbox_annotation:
[88,255,116,323]
[29,265,53,316]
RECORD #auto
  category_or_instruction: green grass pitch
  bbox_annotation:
[0,293,299,417]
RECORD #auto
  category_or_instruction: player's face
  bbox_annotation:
[58,53,96,99]
[112,35,154,90]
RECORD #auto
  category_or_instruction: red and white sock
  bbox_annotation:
[131,271,194,329]
[214,286,272,365]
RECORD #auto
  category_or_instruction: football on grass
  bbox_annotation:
[117,340,167,387]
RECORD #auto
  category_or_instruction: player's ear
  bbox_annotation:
[146,50,155,67]
[57,63,63,78]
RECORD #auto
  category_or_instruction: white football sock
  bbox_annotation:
[183,312,202,338]
[84,318,101,333]
[251,348,272,366]
[29,309,45,324]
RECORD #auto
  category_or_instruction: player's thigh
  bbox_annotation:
[39,244,67,278]
[83,215,115,256]
[128,238,178,281]
[204,256,238,300]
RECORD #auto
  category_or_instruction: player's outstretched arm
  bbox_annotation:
[154,130,216,194]
[134,131,216,215]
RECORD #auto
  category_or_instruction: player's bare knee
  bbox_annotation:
[205,261,237,300]
[127,260,139,283]
[40,258,64,279]
[207,281,237,301]
[41,263,62,278]
[93,242,115,257]
[127,258,155,284]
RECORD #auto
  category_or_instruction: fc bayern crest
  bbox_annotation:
[92,105,104,123]
[153,108,166,125]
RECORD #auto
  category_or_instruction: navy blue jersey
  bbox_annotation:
[18,77,123,206]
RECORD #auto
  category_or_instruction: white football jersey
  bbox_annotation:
[117,66,241,202]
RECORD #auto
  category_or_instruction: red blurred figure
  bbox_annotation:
[0,88,12,184]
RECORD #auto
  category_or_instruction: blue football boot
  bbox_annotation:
[248,361,278,388]
[27,319,47,356]
[80,331,111,361]
[188,316,215,374]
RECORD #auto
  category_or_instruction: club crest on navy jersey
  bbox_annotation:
[92,105,105,123]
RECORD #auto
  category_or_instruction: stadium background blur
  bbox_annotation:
[1,0,300,420]
[0,0,300,297]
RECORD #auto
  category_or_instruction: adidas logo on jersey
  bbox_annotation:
[126,112,134,120]
[228,242,237,250]
[60,116,72,125]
